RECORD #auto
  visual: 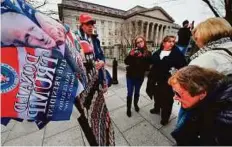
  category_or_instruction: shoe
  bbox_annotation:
[150,108,160,114]
[134,105,140,112]
[134,97,140,112]
[127,109,131,117]
[127,96,132,117]
[160,120,168,126]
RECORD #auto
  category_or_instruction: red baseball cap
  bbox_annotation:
[79,13,96,24]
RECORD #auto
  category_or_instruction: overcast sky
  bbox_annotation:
[81,0,218,25]
[40,0,222,25]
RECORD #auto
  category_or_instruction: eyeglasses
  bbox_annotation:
[136,40,143,44]
[173,90,181,98]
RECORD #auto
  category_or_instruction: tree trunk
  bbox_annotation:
[224,0,232,25]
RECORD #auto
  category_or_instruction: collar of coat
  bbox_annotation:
[190,37,231,61]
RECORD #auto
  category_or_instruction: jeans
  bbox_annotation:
[177,45,188,55]
[126,77,144,98]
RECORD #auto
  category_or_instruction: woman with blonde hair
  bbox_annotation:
[168,65,232,145]
[190,17,232,75]
[124,35,151,117]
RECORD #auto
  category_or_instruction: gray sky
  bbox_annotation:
[81,0,216,25]
[39,0,221,25]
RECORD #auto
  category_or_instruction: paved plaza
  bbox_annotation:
[1,62,180,146]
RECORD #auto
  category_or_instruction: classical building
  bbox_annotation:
[58,0,180,47]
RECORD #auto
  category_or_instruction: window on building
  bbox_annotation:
[115,30,118,35]
[82,4,87,8]
[101,20,105,25]
[101,28,104,35]
[108,21,112,28]
[102,42,105,45]
[100,7,105,12]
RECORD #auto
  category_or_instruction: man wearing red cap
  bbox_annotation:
[75,13,109,89]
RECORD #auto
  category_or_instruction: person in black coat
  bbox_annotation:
[168,65,232,145]
[147,35,187,125]
[125,36,151,117]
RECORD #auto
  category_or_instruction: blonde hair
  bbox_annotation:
[192,17,232,46]
[168,65,225,96]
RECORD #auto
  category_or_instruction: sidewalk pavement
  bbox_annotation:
[1,65,180,146]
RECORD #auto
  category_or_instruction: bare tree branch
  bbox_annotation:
[26,0,48,9]
[202,0,220,17]
[224,0,232,25]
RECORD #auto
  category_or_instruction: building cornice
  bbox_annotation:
[126,13,173,23]
[58,4,125,19]
[59,0,176,23]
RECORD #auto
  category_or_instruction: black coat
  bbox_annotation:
[177,27,192,46]
[146,47,187,101]
[171,76,232,145]
[124,49,151,78]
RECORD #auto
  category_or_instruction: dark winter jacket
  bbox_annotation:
[124,48,151,78]
[75,28,107,86]
[77,28,105,61]
[146,46,187,99]
[177,27,192,46]
[171,76,232,146]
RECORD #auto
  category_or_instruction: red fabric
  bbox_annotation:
[79,40,94,53]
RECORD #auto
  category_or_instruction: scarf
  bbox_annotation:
[190,37,232,61]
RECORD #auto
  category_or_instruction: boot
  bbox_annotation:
[150,108,160,114]
[150,101,160,114]
[127,96,132,117]
[134,96,140,112]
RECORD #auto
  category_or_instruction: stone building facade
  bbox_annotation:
[58,0,180,48]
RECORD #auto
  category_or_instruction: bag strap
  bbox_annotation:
[213,48,232,57]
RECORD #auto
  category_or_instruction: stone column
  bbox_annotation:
[163,25,167,38]
[155,24,160,46]
[135,21,138,36]
[129,21,133,44]
[140,21,144,36]
[146,22,150,40]
[151,23,155,41]
[159,25,164,45]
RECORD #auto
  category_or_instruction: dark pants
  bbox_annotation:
[153,83,174,121]
[126,77,144,98]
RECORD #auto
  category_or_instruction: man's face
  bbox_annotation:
[35,12,65,45]
[2,12,56,49]
[82,22,94,36]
